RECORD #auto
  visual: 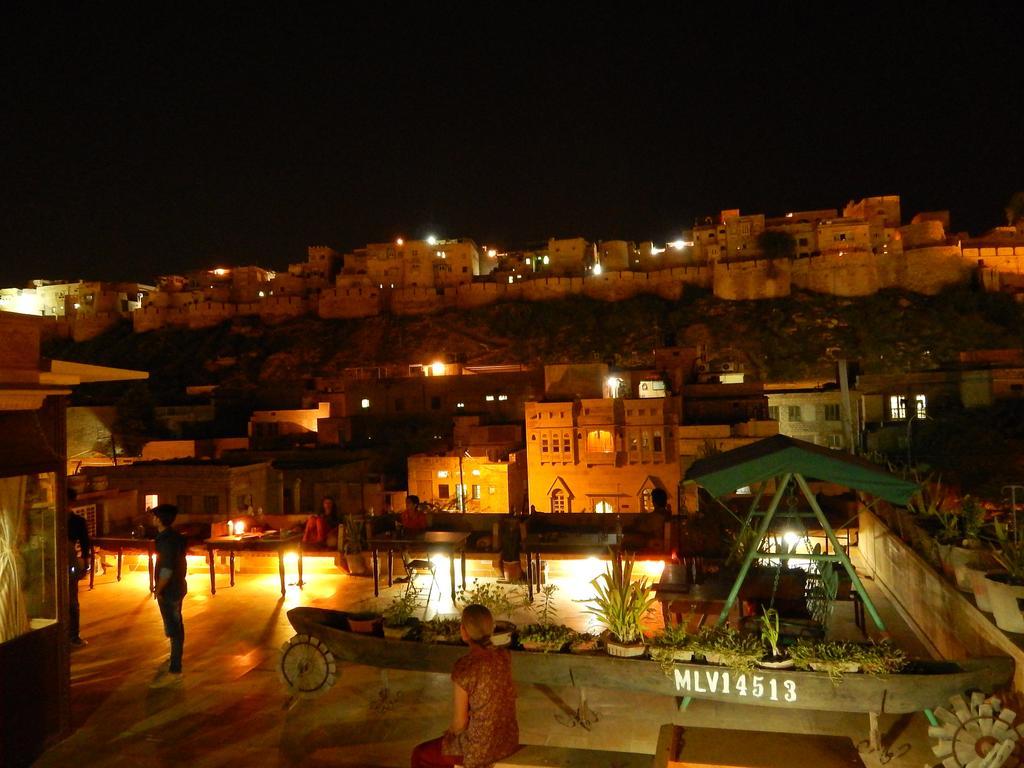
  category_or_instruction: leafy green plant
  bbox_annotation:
[579,552,656,645]
[788,639,864,686]
[650,624,694,672]
[960,496,986,541]
[908,477,962,544]
[991,519,1024,584]
[530,584,559,627]
[383,587,420,628]
[692,626,763,675]
[808,556,839,630]
[759,607,782,658]
[517,623,574,652]
[858,641,906,676]
[457,579,525,621]
[568,631,599,653]
[342,514,366,555]
[421,617,463,643]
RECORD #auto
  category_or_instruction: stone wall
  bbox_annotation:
[317,286,381,318]
[791,251,880,296]
[882,246,969,294]
[713,259,792,300]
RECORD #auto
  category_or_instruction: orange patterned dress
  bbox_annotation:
[442,646,519,768]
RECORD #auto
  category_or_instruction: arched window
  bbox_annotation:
[551,489,566,513]
[594,500,614,514]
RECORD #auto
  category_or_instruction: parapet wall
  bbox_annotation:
[714,259,792,300]
[791,251,880,296]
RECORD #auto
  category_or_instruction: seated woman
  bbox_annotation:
[302,496,340,546]
[411,605,519,768]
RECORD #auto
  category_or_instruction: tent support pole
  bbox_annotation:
[716,473,792,627]
[794,473,887,633]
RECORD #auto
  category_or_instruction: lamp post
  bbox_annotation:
[458,449,468,513]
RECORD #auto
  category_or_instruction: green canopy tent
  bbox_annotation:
[684,434,920,634]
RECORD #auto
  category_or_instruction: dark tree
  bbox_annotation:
[757,230,797,261]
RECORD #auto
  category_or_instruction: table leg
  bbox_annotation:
[387,548,393,587]
[147,548,155,593]
[372,547,380,597]
[278,550,286,597]
[460,549,466,591]
[229,550,235,587]
[208,547,217,595]
[89,546,96,590]
[116,549,123,581]
[298,546,304,588]
[449,553,456,603]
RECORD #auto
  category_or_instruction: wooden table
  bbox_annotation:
[367,531,470,602]
[204,533,303,597]
[522,532,622,601]
[90,536,157,592]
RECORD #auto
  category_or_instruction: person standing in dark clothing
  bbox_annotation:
[67,488,91,647]
[151,504,188,684]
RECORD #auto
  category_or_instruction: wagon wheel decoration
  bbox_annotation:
[930,693,1022,767]
[279,634,337,698]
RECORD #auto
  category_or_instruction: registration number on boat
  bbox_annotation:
[673,668,797,702]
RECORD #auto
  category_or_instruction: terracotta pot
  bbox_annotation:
[347,614,383,634]
[502,561,523,582]
[984,573,1024,633]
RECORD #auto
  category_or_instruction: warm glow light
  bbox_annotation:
[233,520,246,535]
[284,551,299,567]
[606,376,622,392]
[471,469,481,476]
[783,531,801,548]
[431,360,445,376]
[426,235,437,246]
[213,268,229,276]
[487,248,497,258]
[669,240,685,250]
[258,290,265,297]
[437,470,449,478]
[361,398,370,409]
[542,255,550,265]
[651,246,664,256]
[396,237,404,246]
[73,302,81,309]
[593,263,603,275]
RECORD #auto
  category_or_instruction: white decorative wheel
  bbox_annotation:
[278,634,337,697]
[930,693,1021,767]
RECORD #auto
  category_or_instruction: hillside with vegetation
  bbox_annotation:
[46,285,1024,399]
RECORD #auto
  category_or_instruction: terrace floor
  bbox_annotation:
[35,551,946,767]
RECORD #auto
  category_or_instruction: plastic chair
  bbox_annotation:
[401,550,437,617]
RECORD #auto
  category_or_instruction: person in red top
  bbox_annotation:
[401,494,428,533]
[411,604,519,768]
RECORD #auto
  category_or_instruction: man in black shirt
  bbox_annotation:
[67,488,91,646]
[151,504,187,684]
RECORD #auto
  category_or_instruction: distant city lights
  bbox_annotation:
[431,360,445,376]
[396,237,404,246]
[426,235,437,245]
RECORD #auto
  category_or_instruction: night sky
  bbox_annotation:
[2,5,1021,286]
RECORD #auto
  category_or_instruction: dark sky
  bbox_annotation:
[1,5,1021,285]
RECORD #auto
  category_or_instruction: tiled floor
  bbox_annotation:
[35,553,943,767]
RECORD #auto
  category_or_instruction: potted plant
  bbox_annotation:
[692,626,762,674]
[457,579,523,647]
[758,607,794,669]
[519,585,574,652]
[789,639,863,685]
[382,587,421,639]
[650,623,694,672]
[580,552,656,657]
[568,631,600,654]
[421,616,463,644]
[346,610,383,634]
[951,496,998,592]
[342,514,369,576]
[858,641,906,676]
[984,520,1024,632]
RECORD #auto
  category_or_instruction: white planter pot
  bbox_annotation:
[968,567,995,611]
[944,545,996,591]
[758,656,796,670]
[984,574,1024,633]
[606,638,646,658]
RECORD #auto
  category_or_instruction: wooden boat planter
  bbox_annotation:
[281,606,1013,749]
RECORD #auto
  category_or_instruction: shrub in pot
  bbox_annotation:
[382,587,421,639]
[985,520,1024,633]
[579,552,656,657]
[568,631,600,654]
[788,639,863,685]
[457,579,524,647]
[758,607,794,669]
[650,624,694,672]
[691,626,762,674]
[421,616,464,644]
[518,584,573,651]
[342,514,369,576]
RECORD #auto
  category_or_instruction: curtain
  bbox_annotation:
[0,474,29,643]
